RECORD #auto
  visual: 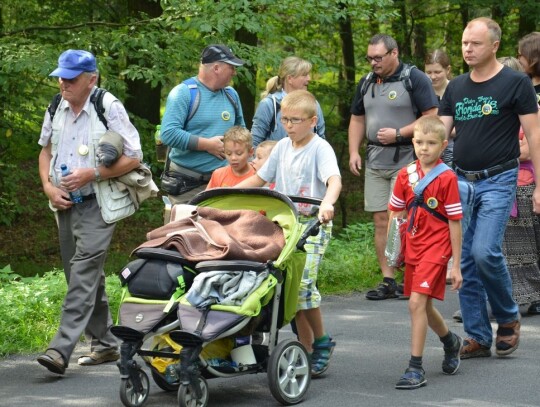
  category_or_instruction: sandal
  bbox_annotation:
[365,281,398,300]
[311,336,336,377]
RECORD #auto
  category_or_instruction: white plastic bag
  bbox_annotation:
[385,217,407,267]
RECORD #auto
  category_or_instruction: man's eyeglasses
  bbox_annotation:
[280,117,308,125]
[365,50,392,63]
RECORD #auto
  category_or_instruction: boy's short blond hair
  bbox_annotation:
[414,115,446,142]
[280,89,317,118]
[223,126,252,148]
[257,140,277,152]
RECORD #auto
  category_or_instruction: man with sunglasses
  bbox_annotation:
[348,34,438,301]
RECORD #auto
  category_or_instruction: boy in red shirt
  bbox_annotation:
[206,126,255,189]
[388,115,463,389]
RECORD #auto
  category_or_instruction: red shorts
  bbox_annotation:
[404,262,447,301]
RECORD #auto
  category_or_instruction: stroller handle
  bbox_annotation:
[296,219,321,251]
[288,195,323,251]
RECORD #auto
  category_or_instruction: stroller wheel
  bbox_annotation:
[151,368,179,392]
[268,339,311,405]
[177,376,209,407]
[119,367,150,407]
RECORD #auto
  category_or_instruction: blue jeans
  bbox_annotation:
[458,168,520,347]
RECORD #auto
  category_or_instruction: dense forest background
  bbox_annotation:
[1,0,539,275]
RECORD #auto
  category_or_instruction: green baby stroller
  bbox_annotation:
[112,188,320,407]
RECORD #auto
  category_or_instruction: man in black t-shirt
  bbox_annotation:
[439,17,540,361]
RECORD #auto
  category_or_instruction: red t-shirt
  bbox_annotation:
[388,160,462,265]
[206,165,256,189]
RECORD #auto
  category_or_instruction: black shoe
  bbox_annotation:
[527,301,540,315]
[37,349,66,375]
[396,284,409,300]
[365,281,398,300]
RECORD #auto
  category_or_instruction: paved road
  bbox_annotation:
[2,287,539,407]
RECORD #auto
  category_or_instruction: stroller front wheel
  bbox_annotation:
[268,339,311,405]
[119,367,150,407]
[177,376,209,407]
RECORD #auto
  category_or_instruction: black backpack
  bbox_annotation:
[47,87,109,129]
[360,63,418,116]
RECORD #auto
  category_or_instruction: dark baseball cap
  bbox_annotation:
[201,44,244,66]
[49,49,97,79]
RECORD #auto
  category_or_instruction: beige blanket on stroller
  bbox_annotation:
[135,207,285,262]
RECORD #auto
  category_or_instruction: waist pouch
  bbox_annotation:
[119,258,194,300]
[161,170,206,196]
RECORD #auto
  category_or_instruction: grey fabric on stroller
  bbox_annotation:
[186,269,269,308]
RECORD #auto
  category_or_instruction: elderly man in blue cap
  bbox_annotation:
[36,49,142,375]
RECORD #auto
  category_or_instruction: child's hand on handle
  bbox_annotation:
[318,201,334,223]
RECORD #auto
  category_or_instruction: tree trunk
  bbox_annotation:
[125,0,162,126]
[336,5,356,228]
[234,27,258,128]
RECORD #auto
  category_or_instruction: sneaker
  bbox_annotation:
[365,281,398,300]
[442,334,462,375]
[460,338,491,359]
[395,367,427,390]
[311,336,336,377]
[77,348,120,365]
[495,320,520,356]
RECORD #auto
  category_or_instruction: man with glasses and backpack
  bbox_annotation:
[348,34,439,301]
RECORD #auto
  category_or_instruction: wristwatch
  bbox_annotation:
[396,128,404,143]
[94,167,102,182]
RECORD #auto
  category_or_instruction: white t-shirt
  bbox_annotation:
[258,135,340,201]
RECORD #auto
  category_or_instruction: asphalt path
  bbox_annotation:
[2,287,540,407]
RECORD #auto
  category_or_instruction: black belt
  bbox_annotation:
[367,140,412,163]
[454,159,519,181]
[80,193,96,202]
[171,163,211,182]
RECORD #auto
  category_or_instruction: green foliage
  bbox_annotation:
[0,268,122,357]
[319,222,380,294]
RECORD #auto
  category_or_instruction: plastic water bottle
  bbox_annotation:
[60,164,83,203]
[155,124,167,162]
[164,364,179,384]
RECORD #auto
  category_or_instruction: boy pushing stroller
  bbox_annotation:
[237,89,342,376]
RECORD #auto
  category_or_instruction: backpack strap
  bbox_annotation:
[412,162,450,196]
[268,94,280,132]
[47,93,63,122]
[182,77,200,126]
[361,64,418,116]
[399,63,418,116]
[182,78,239,127]
[359,71,375,99]
[90,88,109,129]
[407,163,451,232]
[48,88,109,129]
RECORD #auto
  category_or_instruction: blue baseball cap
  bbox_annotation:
[201,44,244,66]
[49,49,97,79]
